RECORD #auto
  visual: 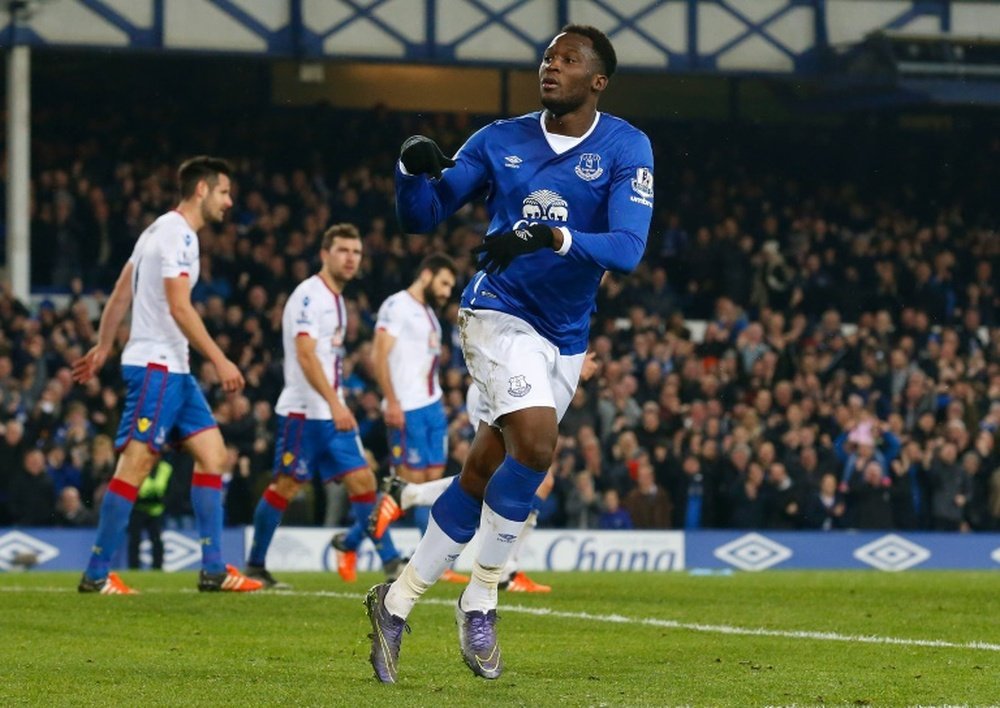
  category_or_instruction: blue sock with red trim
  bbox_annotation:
[84,478,138,581]
[343,492,375,549]
[248,487,287,567]
[191,472,225,574]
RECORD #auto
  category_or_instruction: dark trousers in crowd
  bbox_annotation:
[128,508,164,570]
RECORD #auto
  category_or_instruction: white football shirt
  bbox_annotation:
[121,211,200,373]
[375,290,443,411]
[275,274,347,419]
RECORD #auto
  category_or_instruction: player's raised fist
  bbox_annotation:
[399,135,455,179]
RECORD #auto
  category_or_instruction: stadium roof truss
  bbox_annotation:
[1,0,993,76]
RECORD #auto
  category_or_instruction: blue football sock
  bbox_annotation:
[84,479,137,581]
[343,493,376,549]
[370,526,399,564]
[191,472,225,574]
[484,456,546,523]
[248,488,287,567]
[431,477,482,544]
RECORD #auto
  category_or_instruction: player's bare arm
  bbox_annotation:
[71,261,134,384]
[372,328,404,429]
[295,334,356,431]
[164,276,244,392]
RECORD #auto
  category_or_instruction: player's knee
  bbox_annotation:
[506,429,558,471]
[199,448,228,474]
[272,476,300,499]
[117,442,158,483]
[343,467,375,494]
[510,444,555,472]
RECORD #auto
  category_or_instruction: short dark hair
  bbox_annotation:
[321,222,361,250]
[561,24,617,78]
[417,253,457,278]
[177,156,232,198]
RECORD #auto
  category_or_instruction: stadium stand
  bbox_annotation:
[2,98,998,533]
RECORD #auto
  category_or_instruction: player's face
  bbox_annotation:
[324,236,362,283]
[539,33,606,115]
[423,269,456,308]
[201,174,233,224]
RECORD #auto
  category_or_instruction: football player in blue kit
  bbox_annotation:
[366,24,654,683]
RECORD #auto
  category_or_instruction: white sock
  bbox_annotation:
[460,503,526,612]
[384,562,431,619]
[383,514,466,619]
[401,476,453,511]
[502,509,538,578]
[461,562,502,613]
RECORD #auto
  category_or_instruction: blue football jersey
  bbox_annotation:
[396,111,654,355]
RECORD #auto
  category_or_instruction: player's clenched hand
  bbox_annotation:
[384,400,405,429]
[399,135,455,179]
[71,345,109,384]
[331,403,358,432]
[215,358,245,393]
[472,224,554,274]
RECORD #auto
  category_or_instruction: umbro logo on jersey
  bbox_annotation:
[504,155,522,168]
[521,189,568,222]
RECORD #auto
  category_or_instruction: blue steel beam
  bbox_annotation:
[587,0,687,68]
[436,0,544,61]
[701,0,817,70]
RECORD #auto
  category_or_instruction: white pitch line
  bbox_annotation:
[4,584,999,653]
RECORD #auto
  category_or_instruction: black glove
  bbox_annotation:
[471,224,554,274]
[399,135,456,179]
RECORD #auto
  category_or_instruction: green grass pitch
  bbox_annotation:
[1,570,997,706]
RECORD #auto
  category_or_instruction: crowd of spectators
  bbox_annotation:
[2,99,999,533]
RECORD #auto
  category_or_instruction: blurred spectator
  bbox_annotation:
[55,486,97,527]
[81,435,117,508]
[622,455,672,529]
[927,441,971,531]
[763,462,800,529]
[46,445,82,500]
[845,460,894,530]
[0,420,28,525]
[729,462,766,529]
[8,449,56,526]
[564,471,601,529]
[598,489,632,530]
[800,473,845,530]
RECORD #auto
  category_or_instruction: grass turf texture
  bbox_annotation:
[1,570,997,706]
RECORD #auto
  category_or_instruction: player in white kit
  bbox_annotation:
[369,254,467,583]
[76,156,261,594]
[244,223,403,587]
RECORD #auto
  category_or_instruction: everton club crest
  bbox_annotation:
[574,153,604,181]
[508,374,532,397]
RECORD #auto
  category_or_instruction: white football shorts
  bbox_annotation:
[459,308,584,428]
